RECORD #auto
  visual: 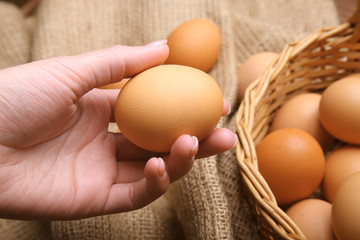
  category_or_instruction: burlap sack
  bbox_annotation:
[0,0,339,239]
[0,2,31,69]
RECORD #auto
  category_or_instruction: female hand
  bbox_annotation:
[0,41,237,220]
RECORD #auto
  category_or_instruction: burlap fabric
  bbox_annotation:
[0,0,339,239]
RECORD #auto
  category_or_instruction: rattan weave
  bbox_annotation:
[235,1,360,239]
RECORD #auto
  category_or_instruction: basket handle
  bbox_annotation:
[348,0,360,41]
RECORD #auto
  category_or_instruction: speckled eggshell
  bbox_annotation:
[114,64,223,152]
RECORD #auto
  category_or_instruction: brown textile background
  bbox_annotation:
[0,0,339,239]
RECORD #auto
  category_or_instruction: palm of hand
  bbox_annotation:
[0,67,127,219]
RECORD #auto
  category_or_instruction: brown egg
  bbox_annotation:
[270,93,334,151]
[164,18,221,72]
[237,52,278,101]
[323,145,360,202]
[256,128,325,206]
[286,199,336,240]
[332,171,360,240]
[319,74,360,145]
[114,64,223,152]
[99,78,130,89]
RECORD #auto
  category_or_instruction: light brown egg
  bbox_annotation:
[237,52,278,101]
[164,18,221,72]
[114,64,223,152]
[270,93,334,151]
[323,145,360,202]
[256,128,325,206]
[99,79,130,133]
[99,78,130,89]
[332,171,360,240]
[286,199,336,240]
[319,74,360,145]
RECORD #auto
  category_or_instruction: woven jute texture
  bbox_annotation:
[0,0,339,239]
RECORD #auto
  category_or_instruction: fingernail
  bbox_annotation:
[232,133,239,148]
[157,157,166,177]
[191,136,199,159]
[224,99,231,115]
[227,102,232,115]
[146,39,168,47]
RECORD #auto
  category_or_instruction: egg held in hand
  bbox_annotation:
[114,64,223,152]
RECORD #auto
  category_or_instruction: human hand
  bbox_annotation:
[0,41,237,220]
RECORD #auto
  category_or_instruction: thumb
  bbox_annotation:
[0,41,168,148]
[0,40,169,102]
[48,40,169,99]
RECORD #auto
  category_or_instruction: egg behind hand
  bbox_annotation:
[114,64,223,152]
[165,18,221,72]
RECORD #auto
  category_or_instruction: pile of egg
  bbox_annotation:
[237,52,360,240]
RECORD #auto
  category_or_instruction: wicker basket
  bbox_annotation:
[235,1,360,239]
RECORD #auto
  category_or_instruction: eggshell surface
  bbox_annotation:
[256,128,325,206]
[319,74,360,145]
[165,19,221,72]
[270,93,334,150]
[286,199,336,240]
[237,52,278,101]
[114,64,223,152]
[332,171,360,240]
[323,145,360,202]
